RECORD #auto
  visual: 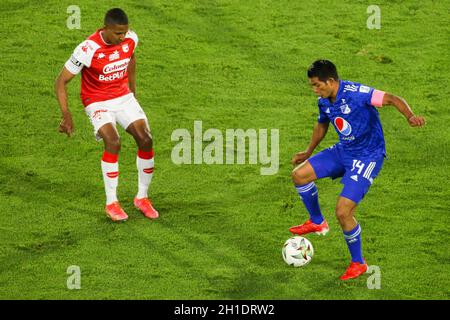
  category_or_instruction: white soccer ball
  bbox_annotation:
[282,236,314,267]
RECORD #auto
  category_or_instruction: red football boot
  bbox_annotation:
[105,202,128,222]
[134,197,159,219]
[289,219,329,236]
[340,260,368,280]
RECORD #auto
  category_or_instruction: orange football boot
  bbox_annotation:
[340,260,368,280]
[289,219,329,236]
[134,197,159,219]
[105,202,128,222]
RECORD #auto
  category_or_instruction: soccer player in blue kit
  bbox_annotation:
[290,60,425,280]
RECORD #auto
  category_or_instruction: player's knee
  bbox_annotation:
[137,133,152,150]
[335,206,351,222]
[105,137,121,153]
[292,169,311,185]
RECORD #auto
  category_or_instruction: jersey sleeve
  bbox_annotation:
[64,40,100,75]
[125,30,139,50]
[358,85,385,108]
[317,100,330,123]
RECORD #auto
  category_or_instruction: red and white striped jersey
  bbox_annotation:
[65,29,138,107]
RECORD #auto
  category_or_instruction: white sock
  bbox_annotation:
[136,150,154,199]
[101,152,119,205]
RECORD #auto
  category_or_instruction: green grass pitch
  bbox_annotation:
[0,0,449,299]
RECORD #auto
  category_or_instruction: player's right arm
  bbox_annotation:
[55,67,76,137]
[55,40,98,136]
[291,121,329,166]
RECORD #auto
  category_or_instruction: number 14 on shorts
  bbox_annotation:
[351,159,377,183]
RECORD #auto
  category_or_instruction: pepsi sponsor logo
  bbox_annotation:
[334,117,352,136]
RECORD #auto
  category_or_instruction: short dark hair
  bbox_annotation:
[104,8,128,25]
[307,60,339,82]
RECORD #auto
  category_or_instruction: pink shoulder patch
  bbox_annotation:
[371,89,385,107]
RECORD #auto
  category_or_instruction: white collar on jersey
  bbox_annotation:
[99,31,112,45]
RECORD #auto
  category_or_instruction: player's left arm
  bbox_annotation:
[377,91,426,127]
[128,53,136,98]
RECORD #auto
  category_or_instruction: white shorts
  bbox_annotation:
[84,93,149,140]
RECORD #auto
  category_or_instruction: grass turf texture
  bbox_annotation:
[0,0,449,299]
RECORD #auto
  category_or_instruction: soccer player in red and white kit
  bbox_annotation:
[55,8,158,222]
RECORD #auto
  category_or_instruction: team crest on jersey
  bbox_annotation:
[339,99,351,114]
[122,44,129,53]
[81,42,93,53]
[340,104,351,114]
[334,117,352,136]
[109,50,120,61]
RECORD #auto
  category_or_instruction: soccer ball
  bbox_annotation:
[282,236,314,267]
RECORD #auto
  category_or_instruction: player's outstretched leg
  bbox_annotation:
[289,161,329,236]
[336,197,368,280]
[126,119,159,219]
[98,124,128,222]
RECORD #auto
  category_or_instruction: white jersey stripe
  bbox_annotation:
[363,162,376,179]
[363,162,373,179]
[368,162,376,178]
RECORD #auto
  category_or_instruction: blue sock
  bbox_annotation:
[295,182,324,224]
[343,224,364,264]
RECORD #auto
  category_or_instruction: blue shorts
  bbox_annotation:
[308,144,384,204]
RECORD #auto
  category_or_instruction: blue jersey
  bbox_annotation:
[317,80,386,159]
